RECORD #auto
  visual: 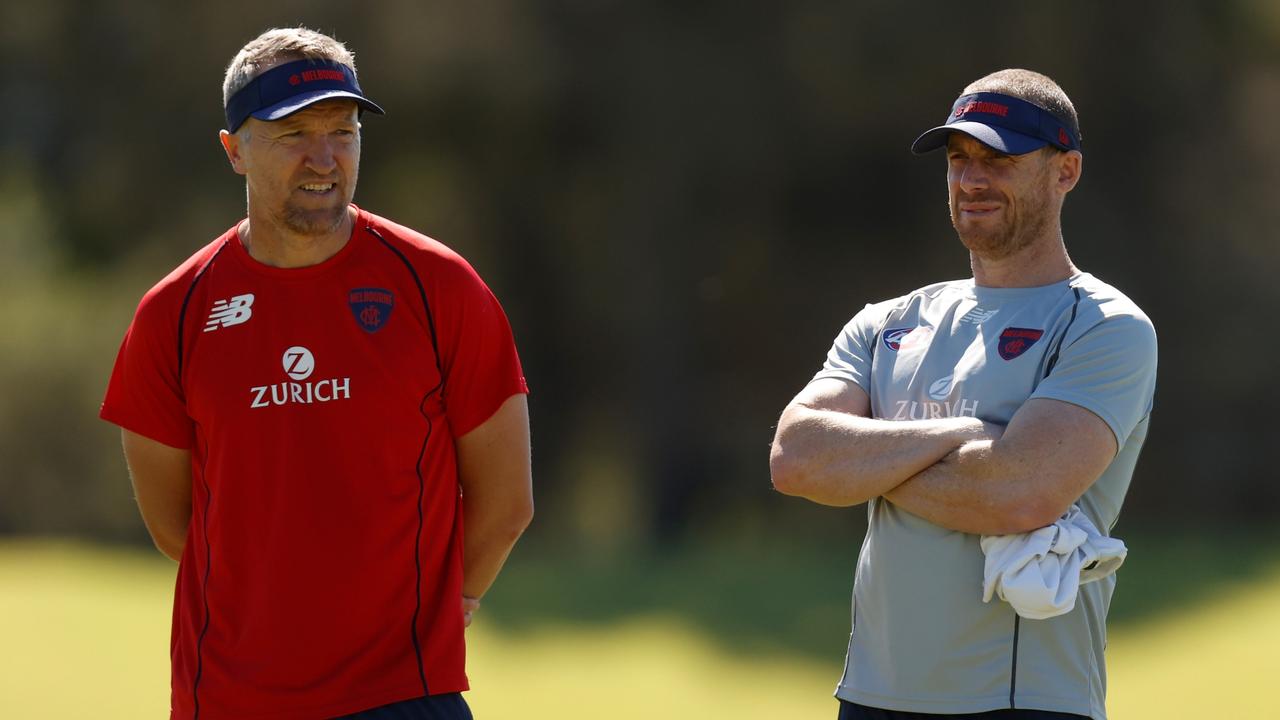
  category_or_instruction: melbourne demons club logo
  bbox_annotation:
[348,288,394,333]
[998,327,1045,360]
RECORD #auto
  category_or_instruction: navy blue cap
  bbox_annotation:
[224,57,385,132]
[911,92,1080,155]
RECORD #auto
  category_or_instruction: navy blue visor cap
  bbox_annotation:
[225,57,384,132]
[911,92,1079,155]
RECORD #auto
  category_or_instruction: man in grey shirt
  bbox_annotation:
[769,69,1157,720]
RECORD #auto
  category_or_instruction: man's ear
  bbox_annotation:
[1056,150,1082,194]
[220,129,248,175]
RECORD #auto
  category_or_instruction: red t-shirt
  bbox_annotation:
[101,207,528,719]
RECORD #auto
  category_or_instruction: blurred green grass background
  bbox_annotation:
[3,533,1276,719]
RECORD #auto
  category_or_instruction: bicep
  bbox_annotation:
[998,397,1117,513]
[455,394,532,503]
[786,377,871,418]
[773,377,871,452]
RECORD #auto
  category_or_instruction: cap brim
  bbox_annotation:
[251,90,386,123]
[911,121,1049,156]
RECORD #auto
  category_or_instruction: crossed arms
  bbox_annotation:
[769,378,1116,535]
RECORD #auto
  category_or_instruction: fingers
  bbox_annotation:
[462,595,481,627]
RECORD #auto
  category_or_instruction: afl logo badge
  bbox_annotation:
[883,328,913,352]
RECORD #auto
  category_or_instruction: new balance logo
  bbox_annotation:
[205,294,255,332]
[959,306,999,325]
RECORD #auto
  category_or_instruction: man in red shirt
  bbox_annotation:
[101,27,533,719]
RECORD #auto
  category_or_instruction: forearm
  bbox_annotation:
[454,394,533,600]
[770,405,989,506]
[122,430,192,563]
[462,498,532,599]
[885,439,1073,535]
[883,399,1118,535]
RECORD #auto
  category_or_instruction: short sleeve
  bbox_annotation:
[811,303,886,393]
[100,290,195,449]
[1030,314,1157,448]
[431,260,528,437]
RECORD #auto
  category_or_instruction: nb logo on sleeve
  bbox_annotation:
[204,294,255,332]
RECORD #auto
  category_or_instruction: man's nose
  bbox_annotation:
[303,136,338,173]
[954,160,990,193]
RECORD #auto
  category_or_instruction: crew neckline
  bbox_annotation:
[228,205,366,278]
[967,272,1087,301]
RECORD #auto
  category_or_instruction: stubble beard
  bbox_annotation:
[280,166,358,237]
[282,199,349,237]
[950,183,1053,262]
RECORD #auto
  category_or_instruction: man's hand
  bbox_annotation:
[462,595,481,628]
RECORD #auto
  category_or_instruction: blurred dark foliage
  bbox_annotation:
[1,1,1278,545]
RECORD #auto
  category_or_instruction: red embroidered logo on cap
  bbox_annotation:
[954,101,1010,118]
[300,69,345,83]
[289,75,301,86]
[1058,128,1069,146]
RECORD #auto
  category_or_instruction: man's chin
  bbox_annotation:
[955,229,1019,259]
[283,205,348,237]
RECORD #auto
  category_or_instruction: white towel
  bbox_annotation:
[980,505,1128,620]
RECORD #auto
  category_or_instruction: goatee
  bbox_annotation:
[283,203,348,237]
[951,188,1052,261]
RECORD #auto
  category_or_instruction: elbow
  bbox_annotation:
[769,441,810,498]
[151,530,186,563]
[993,497,1070,535]
[142,517,188,563]
[516,496,535,535]
[504,495,535,542]
[1024,496,1073,531]
[769,418,867,507]
[768,441,793,493]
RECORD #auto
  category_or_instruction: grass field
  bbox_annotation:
[1,537,1275,718]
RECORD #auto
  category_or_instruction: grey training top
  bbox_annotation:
[813,273,1157,720]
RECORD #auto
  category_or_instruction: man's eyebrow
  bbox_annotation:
[267,118,306,131]
[267,110,358,131]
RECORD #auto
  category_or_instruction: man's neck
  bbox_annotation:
[971,231,1079,288]
[239,206,356,269]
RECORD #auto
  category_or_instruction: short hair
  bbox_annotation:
[222,27,358,109]
[963,69,1082,147]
